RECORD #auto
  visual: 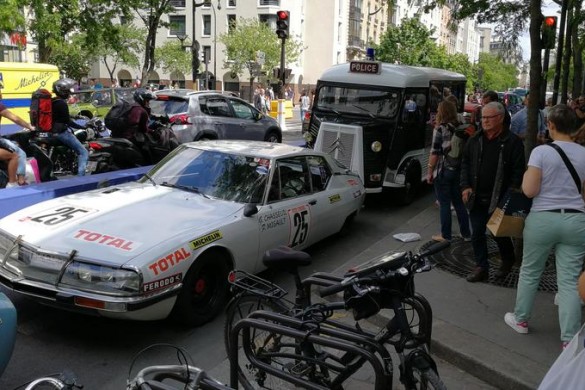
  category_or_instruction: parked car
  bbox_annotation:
[68,88,136,118]
[498,91,523,115]
[150,90,282,144]
[0,140,365,326]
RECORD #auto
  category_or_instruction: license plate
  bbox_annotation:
[87,160,98,172]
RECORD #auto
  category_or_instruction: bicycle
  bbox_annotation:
[125,344,233,390]
[224,241,449,389]
[10,370,82,390]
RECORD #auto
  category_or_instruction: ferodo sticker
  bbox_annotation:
[329,194,341,203]
[189,230,223,250]
[143,273,183,293]
[19,205,97,227]
[73,229,141,251]
[288,205,311,247]
[148,247,192,276]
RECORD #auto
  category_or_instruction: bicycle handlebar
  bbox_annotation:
[127,364,232,390]
[319,240,450,299]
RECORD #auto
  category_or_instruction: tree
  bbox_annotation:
[218,17,303,100]
[374,18,439,66]
[48,34,94,81]
[475,52,518,91]
[95,24,145,85]
[127,0,175,87]
[155,41,192,77]
[0,0,25,36]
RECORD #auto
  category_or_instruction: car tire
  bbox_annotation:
[170,250,231,327]
[264,131,281,143]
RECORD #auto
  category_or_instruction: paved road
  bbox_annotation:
[0,130,495,389]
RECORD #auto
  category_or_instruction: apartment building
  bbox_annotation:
[87,0,485,95]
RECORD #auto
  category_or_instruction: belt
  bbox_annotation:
[546,209,584,214]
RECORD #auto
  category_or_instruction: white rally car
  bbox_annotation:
[0,141,365,326]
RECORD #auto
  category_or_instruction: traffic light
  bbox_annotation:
[276,10,290,39]
[542,16,558,49]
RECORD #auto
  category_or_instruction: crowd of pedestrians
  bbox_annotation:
[428,88,585,349]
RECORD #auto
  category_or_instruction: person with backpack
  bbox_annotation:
[427,100,471,243]
[51,78,89,176]
[111,88,155,143]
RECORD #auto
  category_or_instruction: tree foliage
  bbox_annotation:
[475,52,518,91]
[95,24,145,84]
[155,40,192,76]
[0,0,25,36]
[218,18,303,86]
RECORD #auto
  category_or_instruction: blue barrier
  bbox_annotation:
[0,166,152,219]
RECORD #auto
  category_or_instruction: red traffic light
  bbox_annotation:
[277,10,289,20]
[544,16,556,27]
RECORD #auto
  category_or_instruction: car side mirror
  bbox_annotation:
[243,203,259,217]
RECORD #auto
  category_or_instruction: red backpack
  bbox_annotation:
[29,89,53,132]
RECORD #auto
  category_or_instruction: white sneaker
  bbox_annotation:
[504,312,528,334]
[5,182,18,188]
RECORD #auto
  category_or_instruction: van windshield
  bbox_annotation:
[316,85,401,118]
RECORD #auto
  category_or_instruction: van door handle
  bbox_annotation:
[308,200,317,205]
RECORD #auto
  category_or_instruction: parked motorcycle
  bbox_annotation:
[88,115,179,170]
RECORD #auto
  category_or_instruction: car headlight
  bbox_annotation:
[371,141,382,152]
[61,261,140,296]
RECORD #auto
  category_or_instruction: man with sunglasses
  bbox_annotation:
[460,101,525,282]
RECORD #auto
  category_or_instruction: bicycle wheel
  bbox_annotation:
[410,366,447,390]
[224,295,297,389]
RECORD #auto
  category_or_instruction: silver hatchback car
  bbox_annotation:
[151,90,282,144]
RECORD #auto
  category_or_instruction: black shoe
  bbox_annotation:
[466,267,488,283]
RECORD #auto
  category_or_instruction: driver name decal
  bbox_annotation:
[73,229,141,251]
[190,230,223,250]
[259,209,287,232]
[148,247,192,276]
[288,205,311,247]
[143,273,183,292]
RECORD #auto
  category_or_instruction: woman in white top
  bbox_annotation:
[299,90,310,121]
[505,104,585,348]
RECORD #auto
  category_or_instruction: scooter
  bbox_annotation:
[88,116,179,170]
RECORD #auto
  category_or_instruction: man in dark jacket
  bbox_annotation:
[461,101,525,282]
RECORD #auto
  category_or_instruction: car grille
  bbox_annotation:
[319,127,356,169]
[0,232,68,284]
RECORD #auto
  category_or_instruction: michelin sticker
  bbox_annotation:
[189,230,223,250]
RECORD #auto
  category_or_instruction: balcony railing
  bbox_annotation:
[170,0,186,7]
[259,0,279,6]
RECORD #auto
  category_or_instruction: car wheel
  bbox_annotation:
[264,131,281,143]
[171,250,231,327]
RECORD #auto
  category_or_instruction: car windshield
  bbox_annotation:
[315,85,400,118]
[151,98,189,115]
[144,146,269,203]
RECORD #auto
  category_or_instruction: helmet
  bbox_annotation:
[53,78,76,99]
[133,88,156,107]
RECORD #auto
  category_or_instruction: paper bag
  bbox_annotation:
[487,191,532,238]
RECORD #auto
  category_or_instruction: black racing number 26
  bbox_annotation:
[291,210,309,247]
[30,207,89,226]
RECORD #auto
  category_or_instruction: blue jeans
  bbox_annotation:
[469,200,516,271]
[2,139,26,177]
[55,130,88,176]
[300,108,306,121]
[515,211,585,341]
[434,168,470,240]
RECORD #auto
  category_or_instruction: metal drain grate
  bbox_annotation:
[423,237,558,292]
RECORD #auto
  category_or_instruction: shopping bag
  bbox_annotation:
[538,323,585,389]
[486,191,532,238]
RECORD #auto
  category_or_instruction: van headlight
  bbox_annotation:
[61,261,140,296]
[371,141,382,152]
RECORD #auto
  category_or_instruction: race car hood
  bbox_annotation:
[0,183,243,265]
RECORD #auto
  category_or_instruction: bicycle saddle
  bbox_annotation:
[262,246,312,270]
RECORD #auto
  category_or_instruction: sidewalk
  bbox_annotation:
[329,203,567,389]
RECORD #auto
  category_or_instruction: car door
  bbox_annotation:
[257,156,331,256]
[197,95,236,139]
[228,98,266,140]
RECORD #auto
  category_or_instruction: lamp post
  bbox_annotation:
[210,1,221,90]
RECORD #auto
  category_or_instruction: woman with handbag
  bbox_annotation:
[505,104,585,349]
[427,100,471,243]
